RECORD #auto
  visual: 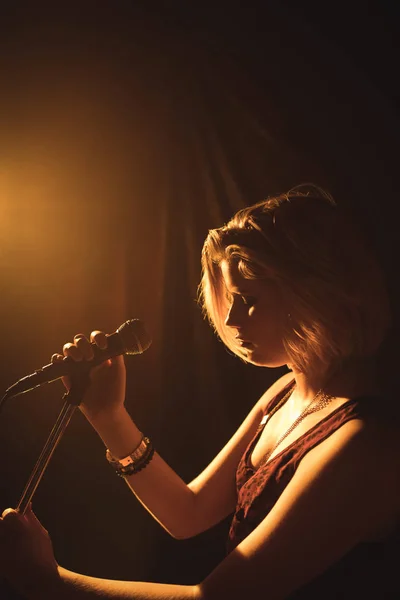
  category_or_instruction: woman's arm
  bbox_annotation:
[57,328,291,541]
[2,413,397,600]
[87,372,294,540]
[54,568,201,600]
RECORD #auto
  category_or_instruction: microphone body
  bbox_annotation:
[4,319,151,400]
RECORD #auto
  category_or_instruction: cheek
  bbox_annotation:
[252,306,288,342]
[254,298,286,323]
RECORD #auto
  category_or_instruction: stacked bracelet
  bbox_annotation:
[106,435,154,477]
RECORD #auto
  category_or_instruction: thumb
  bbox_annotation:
[1,508,25,535]
[2,508,18,518]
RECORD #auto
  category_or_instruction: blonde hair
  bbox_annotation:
[199,185,391,377]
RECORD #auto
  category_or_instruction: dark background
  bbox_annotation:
[0,0,398,587]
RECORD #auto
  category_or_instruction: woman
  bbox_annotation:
[1,186,399,599]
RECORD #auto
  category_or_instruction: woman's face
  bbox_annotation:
[220,259,289,367]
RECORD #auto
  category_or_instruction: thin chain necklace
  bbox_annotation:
[258,385,335,467]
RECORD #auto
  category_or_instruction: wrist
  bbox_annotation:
[86,406,144,459]
[83,404,129,427]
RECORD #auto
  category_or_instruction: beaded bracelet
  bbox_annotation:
[106,436,154,477]
[117,443,155,477]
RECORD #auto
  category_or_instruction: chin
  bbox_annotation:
[244,349,287,369]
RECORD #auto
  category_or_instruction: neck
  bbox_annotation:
[288,357,379,407]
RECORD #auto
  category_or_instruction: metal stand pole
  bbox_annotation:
[16,374,90,515]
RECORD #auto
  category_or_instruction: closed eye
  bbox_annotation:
[241,295,256,306]
[225,290,256,307]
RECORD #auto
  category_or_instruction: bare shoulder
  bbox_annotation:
[257,371,294,412]
[304,412,399,471]
[298,413,400,520]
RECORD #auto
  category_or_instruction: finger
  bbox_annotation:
[51,356,72,389]
[51,353,64,364]
[74,334,94,361]
[1,509,25,534]
[90,330,107,350]
[62,342,83,361]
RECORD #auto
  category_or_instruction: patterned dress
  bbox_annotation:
[227,380,399,598]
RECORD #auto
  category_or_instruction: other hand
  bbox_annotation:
[0,505,59,597]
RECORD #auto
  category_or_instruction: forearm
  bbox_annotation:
[87,408,199,539]
[87,407,145,459]
[30,566,202,600]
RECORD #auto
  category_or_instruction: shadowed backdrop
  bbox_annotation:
[0,0,398,587]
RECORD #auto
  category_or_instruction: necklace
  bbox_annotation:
[258,385,335,467]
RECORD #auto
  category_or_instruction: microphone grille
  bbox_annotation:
[117,319,152,355]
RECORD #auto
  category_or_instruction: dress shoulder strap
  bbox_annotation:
[263,378,295,419]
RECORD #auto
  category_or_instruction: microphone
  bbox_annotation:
[3,319,152,401]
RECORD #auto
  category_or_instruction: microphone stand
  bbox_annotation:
[0,373,91,599]
[16,372,91,515]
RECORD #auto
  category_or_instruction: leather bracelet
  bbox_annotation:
[106,436,154,476]
[106,436,148,468]
[116,443,155,477]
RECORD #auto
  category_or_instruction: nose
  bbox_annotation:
[224,301,243,328]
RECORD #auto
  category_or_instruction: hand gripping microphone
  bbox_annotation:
[3,319,152,402]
